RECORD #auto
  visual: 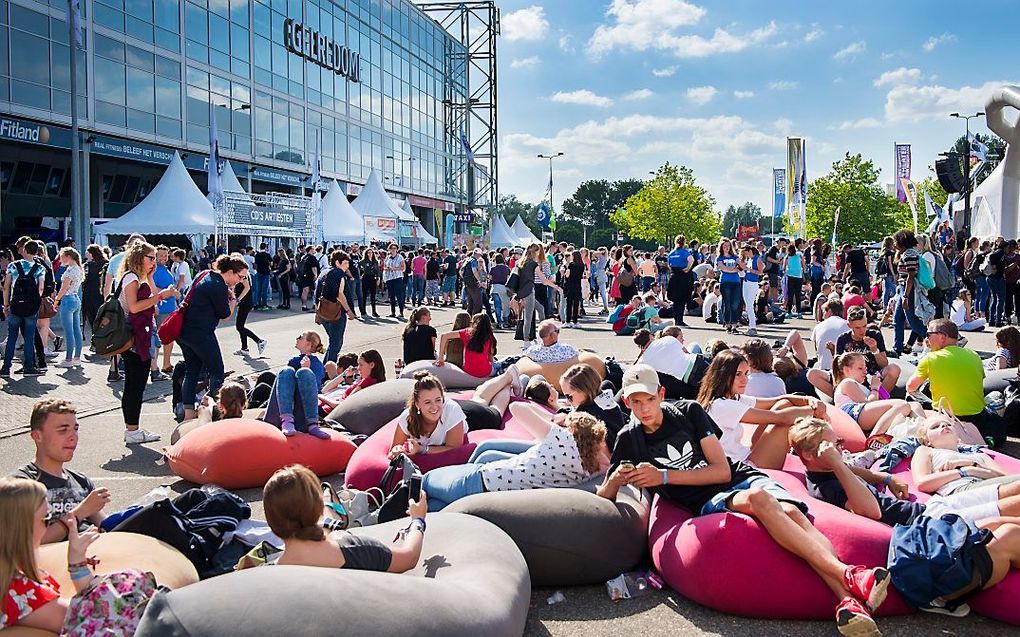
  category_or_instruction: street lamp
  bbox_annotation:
[537,152,564,241]
[950,111,985,242]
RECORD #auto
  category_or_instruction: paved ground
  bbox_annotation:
[1,300,1015,635]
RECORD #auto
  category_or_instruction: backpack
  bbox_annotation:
[461,259,479,288]
[981,255,994,276]
[91,276,134,357]
[964,250,981,281]
[887,513,992,611]
[9,262,42,317]
[932,253,955,291]
[915,253,935,290]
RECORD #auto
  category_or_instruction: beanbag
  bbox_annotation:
[985,367,1017,394]
[163,418,356,489]
[737,402,866,455]
[135,513,530,637]
[447,484,650,586]
[325,378,415,435]
[399,359,485,389]
[648,469,913,619]
[514,352,607,391]
[887,358,916,399]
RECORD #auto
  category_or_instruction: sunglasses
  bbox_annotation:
[144,254,156,261]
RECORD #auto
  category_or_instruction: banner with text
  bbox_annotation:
[895,144,911,203]
[772,168,786,219]
[787,138,807,236]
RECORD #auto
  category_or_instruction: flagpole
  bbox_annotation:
[68,0,84,246]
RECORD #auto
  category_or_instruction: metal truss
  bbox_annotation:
[419,1,499,215]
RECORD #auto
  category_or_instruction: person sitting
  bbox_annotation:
[950,289,987,332]
[263,465,425,573]
[421,406,609,511]
[389,371,468,459]
[319,349,386,411]
[754,280,785,325]
[813,282,834,322]
[825,307,901,397]
[841,286,873,320]
[11,399,109,544]
[813,299,849,372]
[831,353,925,437]
[701,282,720,322]
[740,339,788,398]
[611,295,643,335]
[986,325,1020,370]
[633,326,707,400]
[697,350,828,470]
[598,365,892,636]
[560,363,625,448]
[906,319,999,445]
[193,381,248,424]
[318,353,360,400]
[402,307,437,366]
[435,313,497,379]
[270,330,331,439]
[636,293,672,333]
[521,319,579,363]
[442,311,472,369]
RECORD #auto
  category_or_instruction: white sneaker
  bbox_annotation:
[56,359,74,368]
[124,429,161,445]
[257,339,268,356]
[72,358,82,366]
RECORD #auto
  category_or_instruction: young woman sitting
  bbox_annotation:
[986,325,1020,370]
[443,311,472,369]
[831,353,925,436]
[422,405,609,511]
[271,330,330,439]
[950,289,987,332]
[193,381,247,424]
[560,363,625,448]
[740,338,788,398]
[402,307,438,366]
[435,313,498,379]
[697,349,829,470]
[319,349,386,411]
[263,465,425,573]
[388,371,468,459]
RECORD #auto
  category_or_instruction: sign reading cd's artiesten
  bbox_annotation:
[283,18,361,83]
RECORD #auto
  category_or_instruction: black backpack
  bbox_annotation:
[91,275,134,357]
[9,262,42,317]
[461,259,479,288]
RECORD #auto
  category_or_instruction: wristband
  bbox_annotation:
[411,517,426,533]
[882,474,892,487]
[959,468,968,478]
[422,442,429,456]
[661,470,669,486]
[69,567,92,581]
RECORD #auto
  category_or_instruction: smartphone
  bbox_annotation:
[619,462,635,472]
[408,473,422,502]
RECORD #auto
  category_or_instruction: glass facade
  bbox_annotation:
[0,0,468,200]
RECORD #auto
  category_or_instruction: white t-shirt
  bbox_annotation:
[173,261,193,291]
[396,399,467,448]
[702,292,720,319]
[706,394,757,462]
[745,372,786,398]
[480,425,590,491]
[117,273,140,312]
[243,253,255,270]
[641,337,696,382]
[813,316,850,371]
[950,300,967,326]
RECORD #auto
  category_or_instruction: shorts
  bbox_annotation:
[442,276,457,293]
[924,484,1001,523]
[768,272,779,287]
[840,402,866,423]
[700,475,807,516]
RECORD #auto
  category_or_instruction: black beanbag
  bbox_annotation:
[325,379,414,436]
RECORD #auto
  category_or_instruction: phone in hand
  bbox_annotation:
[619,462,636,472]
[408,473,422,502]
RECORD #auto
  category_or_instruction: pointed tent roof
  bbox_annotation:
[489,215,522,248]
[322,180,365,243]
[212,160,253,205]
[510,215,540,244]
[352,171,416,222]
[95,151,215,237]
[400,198,437,245]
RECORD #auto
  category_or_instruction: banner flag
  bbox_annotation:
[831,206,841,246]
[310,130,322,242]
[541,169,555,231]
[894,143,911,203]
[772,168,786,219]
[901,178,919,233]
[207,101,223,209]
[967,132,989,163]
[924,190,950,234]
[458,126,476,166]
[786,138,807,236]
[68,0,83,47]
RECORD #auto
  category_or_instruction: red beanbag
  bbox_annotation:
[648,469,913,620]
[163,418,356,489]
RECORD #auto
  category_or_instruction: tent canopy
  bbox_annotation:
[95,151,214,238]
[322,180,365,243]
[217,160,251,201]
[510,215,540,244]
[352,171,415,222]
[490,215,523,248]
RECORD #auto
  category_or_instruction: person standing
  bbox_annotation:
[171,248,193,293]
[488,253,511,328]
[463,248,484,316]
[315,250,357,363]
[592,247,610,315]
[1,240,46,377]
[783,242,804,318]
[299,245,319,312]
[666,235,695,327]
[383,243,406,318]
[617,245,639,305]
[716,239,742,334]
[741,243,764,337]
[234,270,266,356]
[987,237,1007,328]
[151,246,176,377]
[53,248,85,369]
[892,229,928,354]
[361,247,381,317]
[564,250,585,328]
[411,249,427,307]
[274,247,292,309]
[253,243,273,310]
[81,245,106,339]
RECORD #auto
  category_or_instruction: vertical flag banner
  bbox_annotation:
[967,132,989,163]
[310,129,322,243]
[207,101,223,209]
[772,168,786,219]
[901,179,919,233]
[68,0,83,47]
[894,143,911,203]
[831,206,841,246]
[539,169,554,231]
[787,138,807,236]
[458,126,476,167]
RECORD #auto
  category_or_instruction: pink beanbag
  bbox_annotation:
[736,403,867,458]
[649,468,913,620]
[163,418,357,489]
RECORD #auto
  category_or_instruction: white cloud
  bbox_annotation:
[733,90,755,99]
[833,77,844,84]
[623,88,654,101]
[884,80,1016,122]
[768,80,798,91]
[922,33,956,52]
[835,117,882,130]
[510,56,540,69]
[587,0,776,58]
[773,118,793,134]
[558,34,575,53]
[502,6,549,42]
[550,89,614,108]
[833,40,866,60]
[804,27,824,43]
[685,85,717,104]
[652,66,678,77]
[873,67,921,87]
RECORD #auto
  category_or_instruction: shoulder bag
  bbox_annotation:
[157,271,210,345]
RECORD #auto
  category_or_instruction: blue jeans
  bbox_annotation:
[58,294,83,360]
[894,300,928,352]
[882,274,896,307]
[350,276,363,311]
[3,313,38,370]
[386,278,405,314]
[720,280,742,325]
[275,366,319,424]
[988,276,1006,325]
[700,475,805,516]
[423,439,537,511]
[976,276,989,315]
[321,314,347,364]
[412,275,425,305]
[254,273,272,307]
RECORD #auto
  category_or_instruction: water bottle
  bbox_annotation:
[394,358,405,378]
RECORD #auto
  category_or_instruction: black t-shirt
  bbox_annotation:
[301,254,319,279]
[806,470,925,527]
[426,258,441,280]
[565,261,584,295]
[835,328,886,375]
[575,390,626,449]
[13,462,95,529]
[989,248,1005,279]
[609,401,762,515]
[402,324,438,365]
[442,255,459,277]
[655,255,669,275]
[848,249,868,275]
[254,251,273,276]
[235,281,253,309]
[766,246,780,273]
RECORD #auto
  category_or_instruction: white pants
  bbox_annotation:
[742,281,758,330]
[924,484,1000,523]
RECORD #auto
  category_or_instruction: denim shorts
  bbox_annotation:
[840,402,866,423]
[700,475,807,516]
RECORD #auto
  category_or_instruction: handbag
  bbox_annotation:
[616,267,634,288]
[376,453,422,524]
[37,296,57,319]
[506,268,521,294]
[157,271,209,345]
[315,296,343,322]
[321,481,385,529]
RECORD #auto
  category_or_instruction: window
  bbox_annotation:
[9,162,34,193]
[27,163,50,196]
[95,58,126,103]
[10,31,50,85]
[155,77,181,118]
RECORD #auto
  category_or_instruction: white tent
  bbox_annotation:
[401,199,438,245]
[352,171,414,222]
[510,215,540,244]
[215,160,252,203]
[490,214,523,248]
[95,151,214,246]
[321,180,365,244]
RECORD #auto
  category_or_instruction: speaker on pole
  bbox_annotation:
[936,155,968,193]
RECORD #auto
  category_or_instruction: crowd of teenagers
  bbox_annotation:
[4,220,1020,636]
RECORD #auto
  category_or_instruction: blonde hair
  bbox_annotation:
[832,352,866,385]
[117,240,156,281]
[58,247,82,267]
[263,465,326,542]
[564,412,607,474]
[788,417,829,456]
[300,330,326,354]
[0,478,48,600]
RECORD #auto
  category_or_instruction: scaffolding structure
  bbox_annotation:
[419,1,499,217]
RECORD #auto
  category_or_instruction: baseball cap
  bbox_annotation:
[621,364,661,398]
[473,247,482,254]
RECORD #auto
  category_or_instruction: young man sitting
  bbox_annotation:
[11,399,109,543]
[597,365,892,636]
[817,307,901,398]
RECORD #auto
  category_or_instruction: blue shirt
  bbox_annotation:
[287,354,326,387]
[717,255,740,283]
[153,265,177,314]
[745,256,761,283]
[786,253,804,278]
[668,248,692,270]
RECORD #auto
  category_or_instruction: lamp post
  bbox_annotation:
[537,152,564,241]
[950,111,984,242]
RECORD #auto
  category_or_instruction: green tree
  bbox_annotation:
[611,163,721,244]
[805,153,906,244]
[495,194,541,236]
[560,178,644,246]
[721,201,763,237]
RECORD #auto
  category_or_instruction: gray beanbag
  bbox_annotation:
[446,485,650,587]
[888,358,916,399]
[400,359,485,389]
[136,513,530,637]
[985,367,1018,394]
[325,378,414,436]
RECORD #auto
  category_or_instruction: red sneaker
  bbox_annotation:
[843,565,890,612]
[836,597,881,637]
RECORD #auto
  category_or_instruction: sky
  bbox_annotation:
[484,0,1019,217]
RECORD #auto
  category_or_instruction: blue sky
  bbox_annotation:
[489,0,1019,216]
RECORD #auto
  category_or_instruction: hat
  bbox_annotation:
[473,247,482,254]
[621,364,661,398]
[513,247,524,254]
